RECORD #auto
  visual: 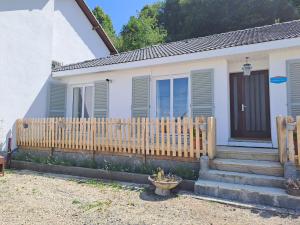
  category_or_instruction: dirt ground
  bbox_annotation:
[0,170,299,225]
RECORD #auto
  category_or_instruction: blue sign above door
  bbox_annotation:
[270,76,288,84]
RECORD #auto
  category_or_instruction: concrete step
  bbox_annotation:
[210,159,283,177]
[199,169,285,188]
[194,180,300,210]
[216,147,279,161]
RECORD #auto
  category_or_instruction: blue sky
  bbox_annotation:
[86,0,159,34]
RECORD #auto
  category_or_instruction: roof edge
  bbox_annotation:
[75,0,118,55]
[52,36,300,77]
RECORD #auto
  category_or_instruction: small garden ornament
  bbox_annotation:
[148,168,182,196]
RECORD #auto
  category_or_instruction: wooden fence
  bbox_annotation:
[277,116,300,165]
[16,117,216,160]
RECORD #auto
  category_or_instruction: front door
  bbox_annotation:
[230,70,271,139]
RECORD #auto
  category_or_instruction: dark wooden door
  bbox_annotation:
[230,70,271,139]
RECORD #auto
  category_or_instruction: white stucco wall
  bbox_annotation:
[0,0,54,149]
[52,0,110,65]
[0,0,112,150]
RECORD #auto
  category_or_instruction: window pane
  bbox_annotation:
[156,80,170,118]
[84,86,93,118]
[173,78,188,118]
[72,87,82,118]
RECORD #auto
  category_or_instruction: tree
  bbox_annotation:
[120,3,167,52]
[160,0,300,42]
[92,6,122,51]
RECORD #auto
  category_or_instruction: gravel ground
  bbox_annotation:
[0,170,299,225]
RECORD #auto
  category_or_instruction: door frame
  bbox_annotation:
[229,70,271,140]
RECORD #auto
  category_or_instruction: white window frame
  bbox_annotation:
[71,83,95,118]
[152,74,190,118]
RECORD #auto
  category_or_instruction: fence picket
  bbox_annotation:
[145,118,149,155]
[183,118,188,158]
[177,117,182,157]
[127,118,131,153]
[161,118,165,156]
[189,118,194,158]
[171,118,176,157]
[195,117,199,158]
[166,117,171,156]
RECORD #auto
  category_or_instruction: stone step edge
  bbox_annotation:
[194,180,300,210]
[199,169,285,188]
[211,158,283,168]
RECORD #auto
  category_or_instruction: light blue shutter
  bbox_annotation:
[287,60,300,118]
[48,82,66,117]
[132,76,150,118]
[94,81,109,118]
[191,69,214,117]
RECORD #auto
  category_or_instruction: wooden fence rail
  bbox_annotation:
[16,117,215,160]
[277,116,300,165]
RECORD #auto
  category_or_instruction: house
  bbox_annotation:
[10,15,300,210]
[0,0,117,150]
[51,20,300,149]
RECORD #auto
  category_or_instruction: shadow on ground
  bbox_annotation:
[139,186,180,202]
[250,208,299,219]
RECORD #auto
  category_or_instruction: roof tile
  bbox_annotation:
[53,20,300,72]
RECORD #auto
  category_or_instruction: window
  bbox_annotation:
[156,80,170,118]
[156,77,189,118]
[72,86,93,118]
[173,78,188,118]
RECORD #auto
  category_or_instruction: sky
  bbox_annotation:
[86,0,159,34]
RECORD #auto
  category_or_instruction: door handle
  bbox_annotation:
[241,104,247,112]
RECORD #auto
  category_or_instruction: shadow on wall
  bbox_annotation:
[54,0,107,59]
[2,76,52,152]
[0,0,48,12]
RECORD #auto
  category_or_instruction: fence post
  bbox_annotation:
[276,116,287,164]
[207,117,216,160]
[287,116,295,163]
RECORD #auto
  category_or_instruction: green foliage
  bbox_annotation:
[81,200,112,212]
[160,0,300,42]
[72,199,81,205]
[93,6,116,39]
[92,1,299,52]
[120,3,167,52]
[92,6,122,51]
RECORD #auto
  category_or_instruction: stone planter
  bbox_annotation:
[148,175,182,196]
[286,178,300,196]
[287,187,300,196]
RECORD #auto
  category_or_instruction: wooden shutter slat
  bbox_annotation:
[191,69,214,117]
[287,60,300,118]
[94,81,109,118]
[132,76,150,118]
[48,83,66,117]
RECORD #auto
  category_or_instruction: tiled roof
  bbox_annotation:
[53,20,300,72]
